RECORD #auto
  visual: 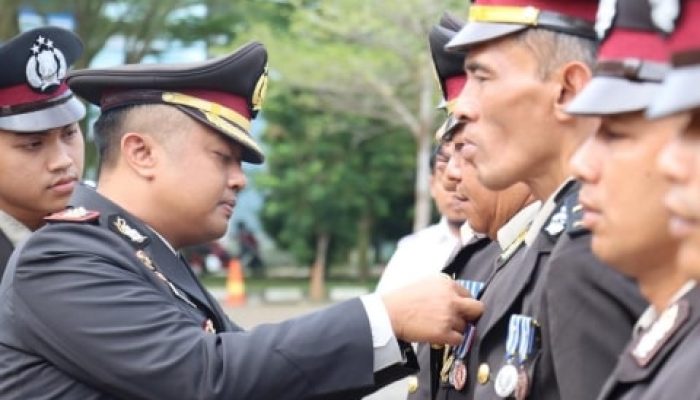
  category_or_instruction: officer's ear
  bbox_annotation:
[120,132,159,180]
[552,61,592,122]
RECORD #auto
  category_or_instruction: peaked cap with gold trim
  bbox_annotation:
[446,0,598,53]
[67,42,268,163]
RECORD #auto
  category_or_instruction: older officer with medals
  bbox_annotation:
[0,42,486,399]
[407,13,540,400]
[437,0,647,399]
[568,0,700,399]
[0,27,85,279]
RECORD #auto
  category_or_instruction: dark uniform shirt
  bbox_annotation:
[597,284,700,400]
[0,184,415,399]
[436,181,647,400]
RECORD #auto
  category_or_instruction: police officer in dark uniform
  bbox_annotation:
[436,1,647,399]
[0,27,85,278]
[583,0,700,398]
[408,13,540,400]
[0,41,487,399]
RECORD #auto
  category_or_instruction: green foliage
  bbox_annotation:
[257,86,415,266]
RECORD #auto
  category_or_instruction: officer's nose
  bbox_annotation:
[47,135,76,173]
[228,163,247,192]
[444,147,462,191]
[570,135,600,184]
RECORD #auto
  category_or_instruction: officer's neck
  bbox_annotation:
[637,264,689,311]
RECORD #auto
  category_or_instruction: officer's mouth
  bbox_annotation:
[48,176,78,195]
[664,189,700,239]
[218,199,236,218]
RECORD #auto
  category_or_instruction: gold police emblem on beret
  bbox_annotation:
[252,66,269,112]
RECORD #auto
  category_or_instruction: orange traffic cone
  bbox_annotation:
[226,258,246,306]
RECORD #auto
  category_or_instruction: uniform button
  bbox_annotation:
[477,363,490,385]
[407,376,419,393]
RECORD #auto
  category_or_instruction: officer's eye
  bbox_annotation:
[213,150,233,164]
[62,128,78,140]
[598,127,626,142]
[16,137,43,151]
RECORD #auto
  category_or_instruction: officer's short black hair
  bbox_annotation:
[93,104,190,172]
[93,106,133,171]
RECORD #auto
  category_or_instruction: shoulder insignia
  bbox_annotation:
[544,205,567,237]
[108,214,150,248]
[44,207,100,223]
[631,300,689,367]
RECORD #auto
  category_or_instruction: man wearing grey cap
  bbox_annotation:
[0,26,85,279]
[0,41,484,399]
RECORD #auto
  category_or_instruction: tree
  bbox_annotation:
[257,86,415,298]
[245,0,464,232]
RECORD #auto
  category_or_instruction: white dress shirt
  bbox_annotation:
[375,217,461,294]
[364,218,461,400]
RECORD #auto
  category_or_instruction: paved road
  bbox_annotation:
[219,296,410,400]
[221,297,327,329]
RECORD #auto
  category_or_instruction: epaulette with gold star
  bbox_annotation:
[44,206,100,223]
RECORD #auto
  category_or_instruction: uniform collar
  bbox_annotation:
[525,177,575,246]
[459,221,488,246]
[633,280,698,338]
[0,209,31,246]
[149,226,177,255]
[497,201,541,251]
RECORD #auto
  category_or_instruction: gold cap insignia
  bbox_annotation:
[252,66,269,112]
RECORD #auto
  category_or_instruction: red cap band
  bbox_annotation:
[474,0,597,22]
[599,29,669,63]
[179,89,251,120]
[0,82,69,107]
[445,76,467,102]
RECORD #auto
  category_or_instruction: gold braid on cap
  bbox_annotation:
[468,5,540,25]
[161,92,262,156]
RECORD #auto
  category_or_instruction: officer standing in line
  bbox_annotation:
[567,0,700,398]
[0,27,85,278]
[655,0,700,284]
[0,42,485,399]
[406,13,540,400]
[438,0,647,399]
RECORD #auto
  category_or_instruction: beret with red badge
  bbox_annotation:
[429,12,467,141]
[445,0,598,53]
[567,0,674,115]
[647,0,700,118]
[66,41,268,164]
[0,26,86,132]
